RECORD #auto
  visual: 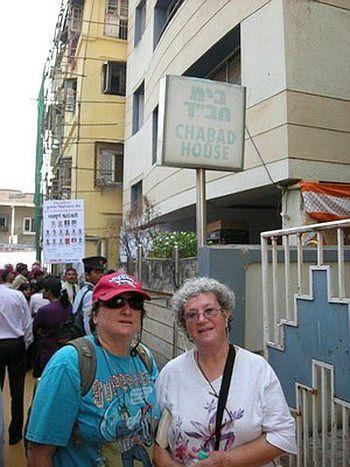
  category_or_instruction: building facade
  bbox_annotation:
[0,190,35,247]
[124,0,350,243]
[43,0,128,266]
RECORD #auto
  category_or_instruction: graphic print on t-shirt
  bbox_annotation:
[91,369,158,466]
[172,398,244,465]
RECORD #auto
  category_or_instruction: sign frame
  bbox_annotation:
[157,75,246,172]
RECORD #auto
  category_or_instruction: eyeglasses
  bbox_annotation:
[102,296,144,311]
[184,307,222,322]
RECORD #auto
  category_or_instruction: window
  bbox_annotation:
[152,106,159,165]
[58,158,72,197]
[184,26,241,84]
[70,6,83,32]
[131,181,142,208]
[104,0,128,40]
[102,61,126,95]
[95,143,123,187]
[0,215,8,231]
[23,218,35,234]
[153,0,184,48]
[65,79,77,112]
[135,0,146,45]
[132,81,145,134]
[207,51,241,85]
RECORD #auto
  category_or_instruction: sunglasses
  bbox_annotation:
[102,295,144,311]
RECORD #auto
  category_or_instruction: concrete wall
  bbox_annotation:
[140,257,197,293]
[143,298,192,369]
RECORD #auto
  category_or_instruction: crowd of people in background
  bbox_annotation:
[0,257,109,449]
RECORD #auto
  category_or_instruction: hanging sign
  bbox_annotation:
[157,75,246,171]
[43,199,85,263]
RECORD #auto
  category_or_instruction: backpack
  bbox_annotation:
[50,286,93,346]
[24,337,153,453]
[68,337,153,396]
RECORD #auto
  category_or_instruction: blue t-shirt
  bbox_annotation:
[26,336,161,466]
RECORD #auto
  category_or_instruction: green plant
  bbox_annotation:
[149,231,197,258]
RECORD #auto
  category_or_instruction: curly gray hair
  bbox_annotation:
[172,277,235,333]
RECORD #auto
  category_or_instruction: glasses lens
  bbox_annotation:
[104,297,125,309]
[128,296,144,310]
[185,312,198,321]
[185,308,220,321]
[103,296,144,311]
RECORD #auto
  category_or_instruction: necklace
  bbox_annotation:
[195,350,233,422]
[100,344,155,445]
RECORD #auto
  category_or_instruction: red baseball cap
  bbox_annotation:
[93,272,151,302]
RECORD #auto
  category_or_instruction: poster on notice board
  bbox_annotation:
[43,199,85,264]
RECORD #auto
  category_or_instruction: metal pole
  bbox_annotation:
[172,244,180,358]
[137,244,142,280]
[173,244,179,290]
[196,168,207,251]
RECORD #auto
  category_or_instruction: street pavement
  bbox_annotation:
[3,370,35,466]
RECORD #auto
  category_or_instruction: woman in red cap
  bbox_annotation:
[26,272,161,467]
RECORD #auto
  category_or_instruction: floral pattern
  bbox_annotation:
[171,398,244,465]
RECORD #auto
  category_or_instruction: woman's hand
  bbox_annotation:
[196,435,284,466]
[153,443,183,466]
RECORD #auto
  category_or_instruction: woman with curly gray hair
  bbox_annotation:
[154,277,296,466]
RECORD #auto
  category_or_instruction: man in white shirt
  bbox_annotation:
[61,267,79,305]
[0,281,33,445]
[29,291,50,316]
[72,256,106,335]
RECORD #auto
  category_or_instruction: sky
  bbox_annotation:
[0,1,62,193]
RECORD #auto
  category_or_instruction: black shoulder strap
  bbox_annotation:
[68,337,97,396]
[214,344,236,451]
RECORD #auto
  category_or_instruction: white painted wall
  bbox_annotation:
[241,0,287,107]
[284,0,350,100]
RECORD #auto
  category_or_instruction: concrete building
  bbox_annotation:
[0,190,35,247]
[124,0,350,243]
[44,0,128,266]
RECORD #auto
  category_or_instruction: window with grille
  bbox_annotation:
[104,0,128,39]
[102,61,126,95]
[95,143,123,187]
[23,218,35,233]
[59,158,72,195]
[70,6,83,32]
[65,79,77,112]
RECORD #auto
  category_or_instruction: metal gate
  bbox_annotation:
[261,219,350,466]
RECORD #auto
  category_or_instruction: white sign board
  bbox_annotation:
[43,199,85,264]
[157,75,246,171]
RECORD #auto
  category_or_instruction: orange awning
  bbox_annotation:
[300,181,350,222]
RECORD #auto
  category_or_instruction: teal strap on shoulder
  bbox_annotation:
[68,337,97,396]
